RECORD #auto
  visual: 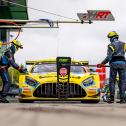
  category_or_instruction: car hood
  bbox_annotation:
[28,72,91,83]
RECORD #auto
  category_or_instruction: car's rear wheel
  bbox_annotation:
[19,99,34,103]
[81,100,100,104]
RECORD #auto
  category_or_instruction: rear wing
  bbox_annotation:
[26,61,36,65]
[80,61,89,65]
[26,60,56,65]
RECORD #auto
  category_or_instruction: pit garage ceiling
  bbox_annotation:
[0,0,28,23]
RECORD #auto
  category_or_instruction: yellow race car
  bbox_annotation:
[18,59,100,103]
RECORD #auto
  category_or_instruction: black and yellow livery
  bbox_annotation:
[18,59,100,103]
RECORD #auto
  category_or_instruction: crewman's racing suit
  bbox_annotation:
[0,45,26,102]
[101,40,126,102]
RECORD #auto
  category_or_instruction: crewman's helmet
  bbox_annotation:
[107,31,119,43]
[11,40,23,51]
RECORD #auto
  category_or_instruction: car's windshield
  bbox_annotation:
[31,63,85,74]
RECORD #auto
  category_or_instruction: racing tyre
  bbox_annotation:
[19,99,34,103]
[81,100,100,104]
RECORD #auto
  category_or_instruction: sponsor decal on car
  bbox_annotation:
[88,89,97,95]
[59,67,67,76]
[23,87,32,90]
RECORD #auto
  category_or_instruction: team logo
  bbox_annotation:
[77,10,115,21]
[59,67,67,76]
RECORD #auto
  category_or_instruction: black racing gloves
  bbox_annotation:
[18,66,28,74]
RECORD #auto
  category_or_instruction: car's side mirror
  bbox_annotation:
[89,68,97,72]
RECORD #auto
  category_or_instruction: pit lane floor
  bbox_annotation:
[0,97,126,126]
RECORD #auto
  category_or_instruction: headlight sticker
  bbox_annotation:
[25,76,39,87]
[82,77,95,87]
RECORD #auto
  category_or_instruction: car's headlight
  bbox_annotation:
[82,77,94,87]
[25,76,39,87]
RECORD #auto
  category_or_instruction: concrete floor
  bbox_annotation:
[0,100,126,126]
[0,83,124,126]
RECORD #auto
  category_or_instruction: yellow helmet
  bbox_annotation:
[107,31,119,39]
[11,40,23,50]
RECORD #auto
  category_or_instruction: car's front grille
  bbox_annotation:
[33,83,86,98]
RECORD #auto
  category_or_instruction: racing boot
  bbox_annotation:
[0,96,9,103]
[116,98,125,104]
[107,96,114,103]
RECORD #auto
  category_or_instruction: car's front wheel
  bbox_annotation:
[19,99,34,103]
[81,100,100,104]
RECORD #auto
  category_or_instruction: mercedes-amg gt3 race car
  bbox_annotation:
[18,59,100,103]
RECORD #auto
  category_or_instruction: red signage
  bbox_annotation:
[77,10,115,21]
